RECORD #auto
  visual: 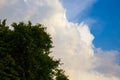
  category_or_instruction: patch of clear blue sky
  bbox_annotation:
[89,0,120,51]
[62,0,120,51]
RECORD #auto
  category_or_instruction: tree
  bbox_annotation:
[0,20,69,80]
[55,69,69,80]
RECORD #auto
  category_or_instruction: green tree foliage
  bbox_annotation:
[55,69,69,80]
[0,20,69,80]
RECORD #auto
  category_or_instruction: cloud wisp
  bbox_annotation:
[0,0,120,80]
[61,0,97,21]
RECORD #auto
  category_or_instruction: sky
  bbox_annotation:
[88,0,120,51]
[61,0,120,51]
[0,0,120,80]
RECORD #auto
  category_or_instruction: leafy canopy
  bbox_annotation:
[0,20,69,80]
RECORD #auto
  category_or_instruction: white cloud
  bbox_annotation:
[0,0,18,8]
[0,0,120,80]
[93,48,120,77]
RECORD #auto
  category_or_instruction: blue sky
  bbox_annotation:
[90,0,120,51]
[62,0,120,51]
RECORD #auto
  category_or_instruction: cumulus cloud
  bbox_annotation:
[0,0,18,8]
[94,48,120,77]
[0,0,120,80]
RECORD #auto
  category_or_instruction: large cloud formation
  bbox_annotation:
[0,0,120,80]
